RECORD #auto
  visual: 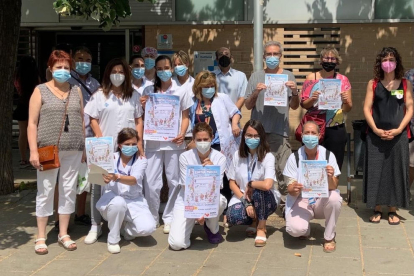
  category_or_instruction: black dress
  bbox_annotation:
[363,81,410,208]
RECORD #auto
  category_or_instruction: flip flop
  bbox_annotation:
[388,212,400,225]
[369,210,382,224]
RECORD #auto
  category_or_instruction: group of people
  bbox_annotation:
[15,40,412,255]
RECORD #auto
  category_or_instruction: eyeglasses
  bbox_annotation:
[265,52,282,57]
[322,57,337,62]
[245,134,260,139]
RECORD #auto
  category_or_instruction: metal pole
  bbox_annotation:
[125,29,130,62]
[253,0,263,72]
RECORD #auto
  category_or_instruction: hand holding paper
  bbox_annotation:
[87,164,110,186]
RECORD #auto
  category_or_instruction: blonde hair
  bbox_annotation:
[320,46,342,65]
[172,50,190,66]
[192,71,218,100]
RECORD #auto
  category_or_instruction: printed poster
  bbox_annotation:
[85,137,115,185]
[318,79,342,110]
[184,165,221,219]
[299,160,329,198]
[144,93,180,141]
[220,135,241,174]
[264,74,288,106]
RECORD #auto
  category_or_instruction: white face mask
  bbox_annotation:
[196,141,211,155]
[110,73,125,87]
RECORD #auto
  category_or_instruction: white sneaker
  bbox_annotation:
[163,224,171,234]
[107,243,120,254]
[84,228,102,245]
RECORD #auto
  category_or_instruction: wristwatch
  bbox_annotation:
[248,181,253,188]
[115,174,121,183]
[292,89,299,96]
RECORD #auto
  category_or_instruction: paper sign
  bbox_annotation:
[264,74,289,106]
[299,160,329,198]
[318,79,342,110]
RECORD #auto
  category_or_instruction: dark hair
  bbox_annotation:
[117,128,139,152]
[47,50,72,69]
[374,47,404,80]
[73,46,92,57]
[55,43,72,54]
[192,122,214,139]
[153,55,172,92]
[14,56,40,99]
[239,119,269,162]
[101,58,133,100]
[129,54,144,65]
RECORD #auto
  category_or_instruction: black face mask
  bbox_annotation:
[218,55,231,68]
[321,62,337,72]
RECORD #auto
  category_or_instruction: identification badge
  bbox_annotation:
[391,90,403,99]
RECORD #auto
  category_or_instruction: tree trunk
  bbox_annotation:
[0,0,22,195]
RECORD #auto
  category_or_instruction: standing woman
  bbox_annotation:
[28,50,85,254]
[84,58,144,244]
[97,128,155,254]
[226,120,279,247]
[168,122,227,250]
[13,56,40,168]
[363,47,413,224]
[141,55,193,232]
[188,71,241,227]
[301,46,352,170]
[130,55,153,96]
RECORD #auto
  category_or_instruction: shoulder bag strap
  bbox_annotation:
[70,73,93,96]
[57,87,71,147]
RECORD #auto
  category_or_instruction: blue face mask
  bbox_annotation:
[144,58,155,70]
[157,70,172,82]
[265,56,280,69]
[174,65,188,77]
[202,87,215,99]
[245,138,260,149]
[52,69,71,83]
[121,145,138,157]
[132,67,145,79]
[302,135,319,149]
[75,62,91,75]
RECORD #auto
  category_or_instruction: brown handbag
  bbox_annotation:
[38,92,70,171]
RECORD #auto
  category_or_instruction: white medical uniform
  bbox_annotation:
[172,75,195,137]
[96,152,156,244]
[168,148,227,251]
[142,80,194,225]
[132,78,154,97]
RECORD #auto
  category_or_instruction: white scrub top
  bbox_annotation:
[142,79,194,151]
[173,75,195,137]
[132,78,154,97]
[97,152,149,219]
[179,148,226,189]
[227,151,280,207]
[84,89,143,151]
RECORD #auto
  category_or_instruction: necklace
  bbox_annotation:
[48,84,69,103]
[200,100,212,118]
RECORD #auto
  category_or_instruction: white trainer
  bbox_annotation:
[84,228,102,245]
[107,243,120,254]
[163,224,171,234]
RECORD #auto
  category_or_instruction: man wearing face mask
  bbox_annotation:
[283,121,342,253]
[245,41,300,212]
[141,47,158,83]
[213,47,248,110]
[68,46,100,227]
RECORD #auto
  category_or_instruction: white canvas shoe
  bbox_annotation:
[163,224,171,234]
[107,243,120,254]
[84,228,102,245]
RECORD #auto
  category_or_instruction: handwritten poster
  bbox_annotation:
[85,137,115,185]
[264,74,288,106]
[144,93,180,141]
[184,165,221,219]
[299,160,329,198]
[220,135,241,175]
[318,79,342,110]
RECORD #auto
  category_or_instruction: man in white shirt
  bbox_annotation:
[283,121,342,253]
[213,47,247,110]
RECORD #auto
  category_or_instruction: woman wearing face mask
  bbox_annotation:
[141,47,158,82]
[96,128,155,254]
[283,121,342,253]
[226,120,279,247]
[83,58,144,245]
[168,122,227,250]
[188,71,241,227]
[301,46,352,170]
[363,47,413,225]
[28,50,86,254]
[130,55,153,96]
[141,55,194,233]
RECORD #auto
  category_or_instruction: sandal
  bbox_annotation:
[34,238,48,255]
[58,235,77,251]
[254,236,267,247]
[323,238,336,253]
[388,212,400,225]
[369,210,382,224]
[246,227,257,238]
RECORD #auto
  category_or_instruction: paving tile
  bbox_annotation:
[34,259,101,276]
[253,267,307,276]
[312,234,361,259]
[363,247,414,275]
[402,221,414,238]
[197,251,258,276]
[256,244,310,269]
[308,255,362,276]
[157,244,211,264]
[360,226,410,249]
[143,262,200,276]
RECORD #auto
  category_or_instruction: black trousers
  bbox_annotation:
[212,143,232,214]
[322,124,347,170]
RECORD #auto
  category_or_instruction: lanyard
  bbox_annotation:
[247,154,257,182]
[116,154,136,176]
